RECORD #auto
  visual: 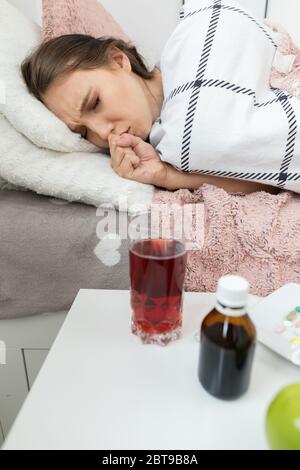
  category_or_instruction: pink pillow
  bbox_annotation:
[42,0,131,43]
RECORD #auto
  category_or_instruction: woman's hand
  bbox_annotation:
[108,133,280,194]
[108,133,167,187]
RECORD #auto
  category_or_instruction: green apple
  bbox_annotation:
[266,383,300,450]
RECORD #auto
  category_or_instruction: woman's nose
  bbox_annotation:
[87,118,115,142]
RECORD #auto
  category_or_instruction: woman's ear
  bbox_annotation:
[109,47,131,72]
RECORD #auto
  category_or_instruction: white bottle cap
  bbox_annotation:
[216,275,250,308]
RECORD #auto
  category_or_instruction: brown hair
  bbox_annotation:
[21,34,156,102]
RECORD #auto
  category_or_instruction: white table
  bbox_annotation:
[2,289,300,450]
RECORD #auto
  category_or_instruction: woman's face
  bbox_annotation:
[43,48,161,149]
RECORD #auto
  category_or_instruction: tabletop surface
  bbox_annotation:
[3,289,300,450]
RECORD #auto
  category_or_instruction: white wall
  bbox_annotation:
[239,0,267,19]
[101,0,183,68]
[7,0,42,25]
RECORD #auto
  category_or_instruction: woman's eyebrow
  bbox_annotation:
[69,87,93,132]
[79,87,93,116]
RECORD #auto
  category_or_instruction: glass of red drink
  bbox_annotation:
[129,235,187,346]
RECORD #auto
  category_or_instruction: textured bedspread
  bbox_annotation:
[153,184,300,296]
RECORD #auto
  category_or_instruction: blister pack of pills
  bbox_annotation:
[248,283,300,366]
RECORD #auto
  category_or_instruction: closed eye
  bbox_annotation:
[82,97,100,139]
[92,97,100,111]
[73,97,100,139]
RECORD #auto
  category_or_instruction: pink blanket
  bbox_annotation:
[265,20,300,98]
[152,184,300,297]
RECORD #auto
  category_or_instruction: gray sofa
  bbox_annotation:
[0,189,130,319]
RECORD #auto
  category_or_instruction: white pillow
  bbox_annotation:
[0,113,154,211]
[0,0,98,153]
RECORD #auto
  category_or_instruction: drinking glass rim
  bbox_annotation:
[129,238,187,260]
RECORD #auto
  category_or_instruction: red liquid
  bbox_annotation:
[129,239,187,336]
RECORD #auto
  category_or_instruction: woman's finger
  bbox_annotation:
[111,145,133,169]
[108,133,119,153]
[118,156,135,178]
[115,151,140,178]
[112,147,139,170]
[110,146,126,170]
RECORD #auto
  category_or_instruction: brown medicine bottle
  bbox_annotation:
[198,275,256,400]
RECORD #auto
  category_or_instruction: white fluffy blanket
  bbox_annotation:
[0,113,154,211]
